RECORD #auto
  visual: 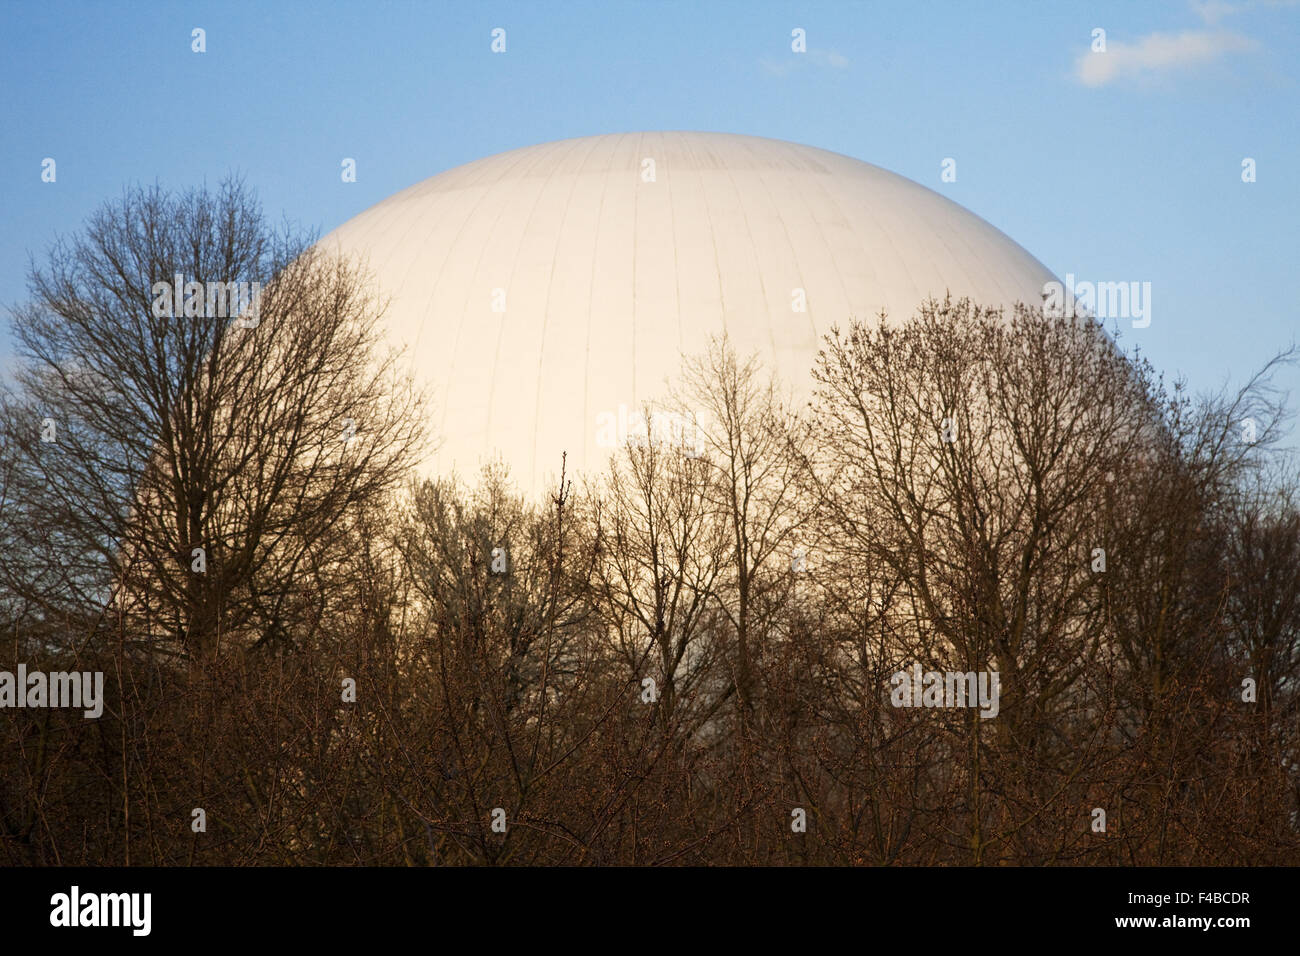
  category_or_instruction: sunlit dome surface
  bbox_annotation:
[322,131,1056,494]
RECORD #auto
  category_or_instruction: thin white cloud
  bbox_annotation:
[761,49,850,77]
[1191,0,1299,23]
[1190,0,1240,25]
[1075,29,1257,87]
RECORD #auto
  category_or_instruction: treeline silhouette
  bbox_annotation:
[2,180,1296,865]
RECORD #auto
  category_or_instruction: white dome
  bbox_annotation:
[322,131,1056,494]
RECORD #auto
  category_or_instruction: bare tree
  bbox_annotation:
[590,409,728,732]
[0,177,427,658]
[672,335,812,731]
[4,255,1297,865]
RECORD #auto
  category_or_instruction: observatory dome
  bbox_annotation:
[321,132,1056,494]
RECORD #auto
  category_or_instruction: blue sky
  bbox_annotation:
[2,0,1297,422]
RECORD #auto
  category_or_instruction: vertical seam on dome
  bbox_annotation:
[794,153,864,329]
[696,134,728,342]
[669,132,683,388]
[741,138,818,355]
[811,157,918,323]
[450,140,565,475]
[727,138,786,367]
[436,144,555,464]
[340,146,516,283]
[632,130,645,405]
[379,196,459,365]
[529,133,606,492]
[921,196,1025,315]
[333,188,417,279]
[884,177,987,312]
[582,133,625,483]
[397,148,546,366]
[483,137,571,481]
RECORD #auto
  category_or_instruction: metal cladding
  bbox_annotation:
[321,132,1057,494]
